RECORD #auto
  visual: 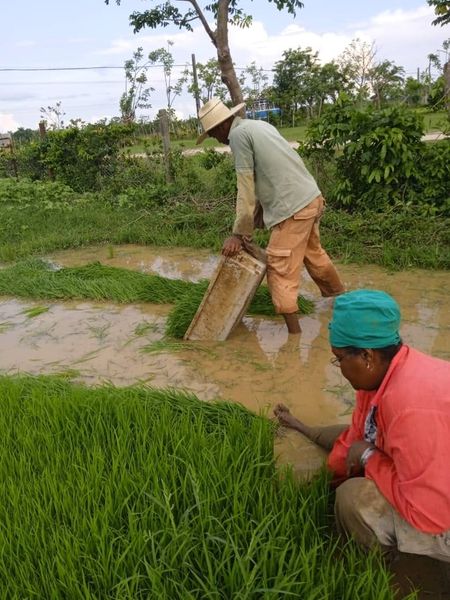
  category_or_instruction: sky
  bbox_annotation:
[0,0,448,132]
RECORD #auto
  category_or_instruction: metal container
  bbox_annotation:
[184,250,266,341]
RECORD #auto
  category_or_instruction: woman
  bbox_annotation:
[275,289,450,561]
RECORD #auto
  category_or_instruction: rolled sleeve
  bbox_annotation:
[233,171,256,236]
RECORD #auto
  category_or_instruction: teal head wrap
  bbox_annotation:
[328,290,401,349]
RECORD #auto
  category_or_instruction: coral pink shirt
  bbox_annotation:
[328,345,450,533]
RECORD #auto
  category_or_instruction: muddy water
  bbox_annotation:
[1,244,449,477]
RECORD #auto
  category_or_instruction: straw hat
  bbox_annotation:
[196,97,245,144]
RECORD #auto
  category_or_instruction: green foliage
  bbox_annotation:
[272,47,347,121]
[12,122,135,192]
[107,1,305,32]
[300,99,449,215]
[120,47,154,122]
[413,140,450,211]
[427,0,450,26]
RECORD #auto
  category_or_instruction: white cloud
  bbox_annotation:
[225,5,443,74]
[353,5,444,72]
[0,113,20,132]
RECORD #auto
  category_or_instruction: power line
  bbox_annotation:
[0,64,188,72]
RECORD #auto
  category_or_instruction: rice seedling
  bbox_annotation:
[0,374,411,599]
[134,320,159,336]
[0,260,314,339]
[21,305,50,318]
[0,320,13,332]
[87,323,111,341]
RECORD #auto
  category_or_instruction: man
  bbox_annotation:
[275,289,450,562]
[197,97,344,334]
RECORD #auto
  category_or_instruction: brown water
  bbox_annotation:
[1,244,449,478]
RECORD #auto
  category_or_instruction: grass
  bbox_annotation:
[0,374,415,599]
[0,179,448,270]
[0,260,315,338]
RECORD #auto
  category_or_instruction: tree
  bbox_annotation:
[105,0,304,107]
[148,41,186,116]
[240,61,269,106]
[12,127,37,145]
[120,47,154,123]
[272,48,348,121]
[40,101,65,130]
[403,77,426,107]
[185,58,229,103]
[337,38,377,103]
[272,47,322,123]
[368,60,405,108]
[428,0,450,26]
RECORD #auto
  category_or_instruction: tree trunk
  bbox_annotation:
[215,0,245,112]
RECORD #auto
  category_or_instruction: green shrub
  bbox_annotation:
[300,98,449,215]
[7,123,135,192]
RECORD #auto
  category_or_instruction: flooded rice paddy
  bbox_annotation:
[1,244,449,477]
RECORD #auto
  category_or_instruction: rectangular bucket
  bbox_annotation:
[184,250,267,341]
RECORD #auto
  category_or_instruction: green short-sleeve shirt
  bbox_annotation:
[229,117,321,229]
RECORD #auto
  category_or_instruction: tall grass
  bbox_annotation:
[0,260,315,338]
[0,375,414,599]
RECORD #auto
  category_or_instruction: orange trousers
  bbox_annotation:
[266,195,344,314]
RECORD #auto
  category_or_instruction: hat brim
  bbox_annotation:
[196,102,245,145]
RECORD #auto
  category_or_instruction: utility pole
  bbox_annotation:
[444,60,450,114]
[191,53,202,135]
[191,54,201,117]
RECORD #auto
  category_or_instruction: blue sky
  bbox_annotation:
[1,1,448,131]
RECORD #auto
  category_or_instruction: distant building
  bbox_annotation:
[246,99,281,121]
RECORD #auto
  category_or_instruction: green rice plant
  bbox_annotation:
[0,321,13,332]
[165,281,208,338]
[0,260,314,340]
[87,323,111,341]
[21,305,50,318]
[134,320,159,336]
[0,374,413,599]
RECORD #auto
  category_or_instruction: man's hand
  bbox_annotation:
[222,236,243,257]
[346,440,375,476]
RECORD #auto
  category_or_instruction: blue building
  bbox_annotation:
[246,99,281,120]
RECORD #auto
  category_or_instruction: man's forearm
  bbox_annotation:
[233,171,256,237]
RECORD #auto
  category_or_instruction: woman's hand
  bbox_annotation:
[346,440,375,476]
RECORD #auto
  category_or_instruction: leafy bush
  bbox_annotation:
[6,123,135,192]
[413,140,450,214]
[300,97,449,215]
[0,178,79,208]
